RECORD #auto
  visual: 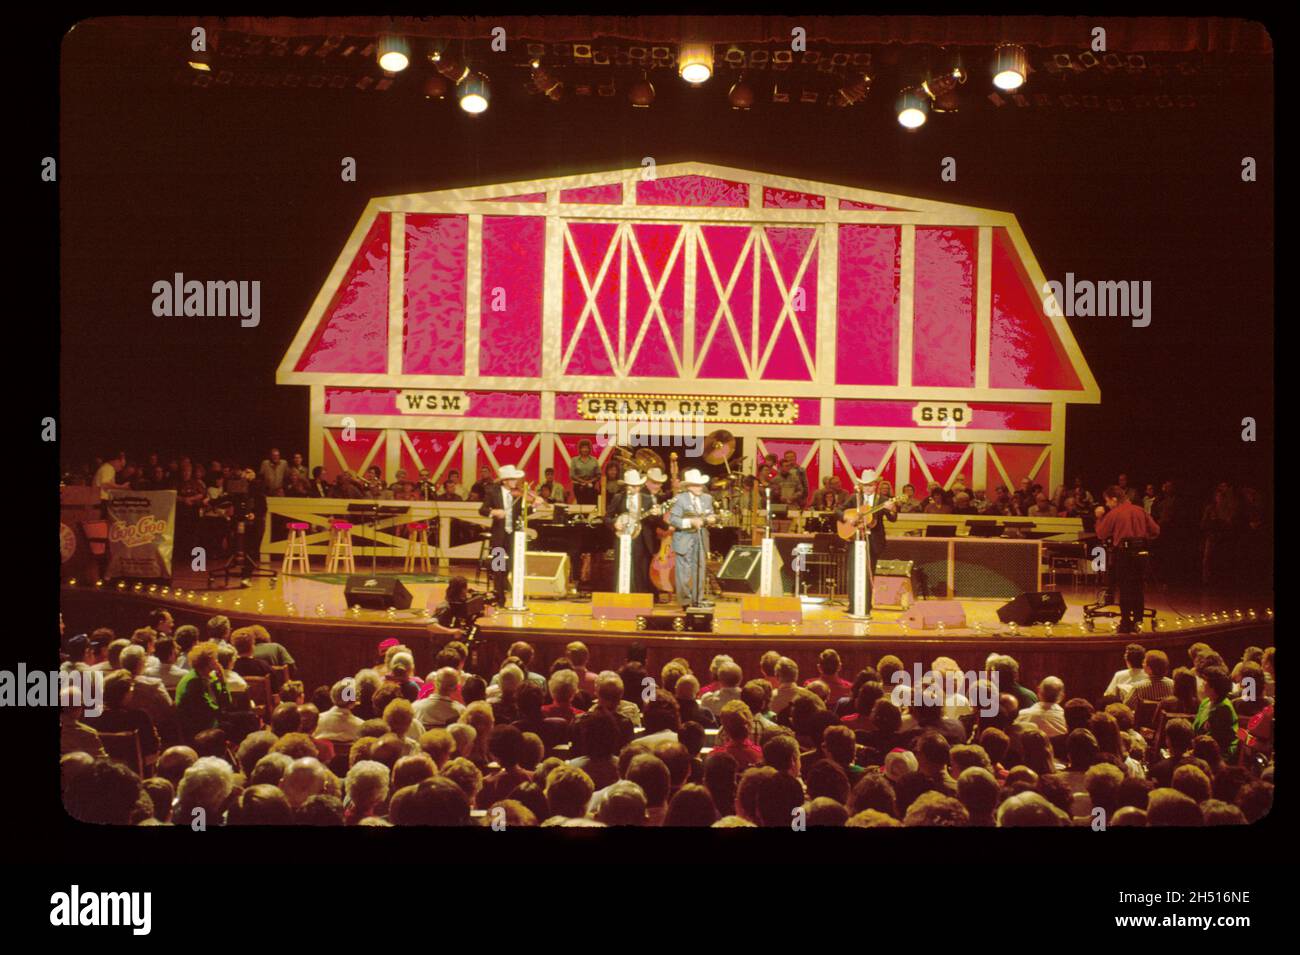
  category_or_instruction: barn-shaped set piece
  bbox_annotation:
[277,162,1099,499]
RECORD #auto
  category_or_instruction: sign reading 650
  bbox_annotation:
[911,402,972,427]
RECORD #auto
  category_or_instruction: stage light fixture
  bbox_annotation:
[678,41,713,84]
[530,60,564,101]
[376,35,410,73]
[432,50,470,84]
[832,73,871,107]
[992,43,1028,91]
[922,64,967,112]
[459,72,490,114]
[628,72,655,107]
[728,75,754,109]
[896,88,929,128]
[187,50,212,72]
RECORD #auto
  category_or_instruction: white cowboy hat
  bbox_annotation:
[681,468,710,487]
[644,467,668,484]
[497,465,525,480]
[622,469,646,486]
[854,468,880,484]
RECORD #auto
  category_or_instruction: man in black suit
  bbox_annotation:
[605,469,663,594]
[479,465,531,605]
[834,468,897,617]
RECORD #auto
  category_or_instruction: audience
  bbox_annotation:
[58,596,1274,831]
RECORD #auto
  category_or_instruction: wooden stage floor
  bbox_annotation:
[67,561,1270,641]
[61,564,1273,704]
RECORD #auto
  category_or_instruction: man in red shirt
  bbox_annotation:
[1095,485,1161,634]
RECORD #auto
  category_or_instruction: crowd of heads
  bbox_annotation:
[60,609,1275,830]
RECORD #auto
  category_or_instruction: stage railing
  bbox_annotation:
[261,498,602,568]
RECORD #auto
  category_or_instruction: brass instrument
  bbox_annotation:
[610,445,667,477]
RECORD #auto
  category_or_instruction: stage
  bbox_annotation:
[60,565,1274,705]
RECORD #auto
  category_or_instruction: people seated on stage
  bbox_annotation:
[330,470,364,498]
[460,465,490,502]
[538,467,570,505]
[923,488,953,514]
[811,475,847,511]
[774,453,808,506]
[893,483,922,514]
[1028,492,1057,518]
[388,469,419,501]
[437,469,464,501]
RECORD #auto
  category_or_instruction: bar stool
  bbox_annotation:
[326,520,356,574]
[477,531,493,576]
[282,522,312,575]
[404,522,432,573]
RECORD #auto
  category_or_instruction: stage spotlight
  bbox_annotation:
[992,43,1028,91]
[459,73,490,114]
[728,75,754,109]
[896,88,929,128]
[922,64,967,112]
[432,50,470,84]
[376,35,410,73]
[629,72,655,107]
[422,74,450,100]
[832,73,871,107]
[678,41,713,84]
[530,60,564,101]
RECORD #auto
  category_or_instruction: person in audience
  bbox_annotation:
[1105,643,1148,699]
[1193,665,1239,760]
[717,701,764,769]
[1015,676,1068,738]
[1122,650,1175,709]
[174,642,234,743]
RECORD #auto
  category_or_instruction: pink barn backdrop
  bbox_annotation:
[277,162,1099,500]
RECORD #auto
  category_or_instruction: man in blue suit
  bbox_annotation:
[668,469,718,608]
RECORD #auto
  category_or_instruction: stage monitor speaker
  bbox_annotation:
[901,599,967,630]
[996,591,1067,626]
[872,576,914,611]
[635,612,712,633]
[522,551,569,597]
[717,545,783,595]
[740,595,802,624]
[591,592,653,620]
[345,575,413,610]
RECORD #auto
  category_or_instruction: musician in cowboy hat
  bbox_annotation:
[834,468,897,617]
[478,465,542,605]
[604,469,660,594]
[668,469,719,608]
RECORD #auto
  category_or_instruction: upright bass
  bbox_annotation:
[650,452,678,593]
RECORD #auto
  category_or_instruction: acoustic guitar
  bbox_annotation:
[836,496,901,541]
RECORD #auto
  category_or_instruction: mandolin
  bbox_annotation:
[836,496,902,541]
